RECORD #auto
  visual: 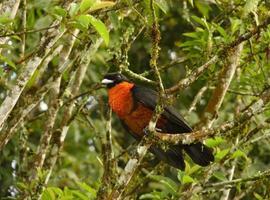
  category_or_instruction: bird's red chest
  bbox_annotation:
[108,82,135,118]
[108,82,166,136]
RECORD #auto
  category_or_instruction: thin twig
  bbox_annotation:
[166,55,218,94]
[188,86,207,113]
[0,25,60,38]
[204,168,270,188]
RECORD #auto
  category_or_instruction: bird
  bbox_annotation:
[102,72,214,170]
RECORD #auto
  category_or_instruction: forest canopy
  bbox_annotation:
[0,0,270,199]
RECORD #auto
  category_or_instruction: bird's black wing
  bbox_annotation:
[131,85,192,133]
[131,85,214,167]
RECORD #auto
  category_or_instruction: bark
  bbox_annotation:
[108,140,151,200]
[0,26,65,133]
[37,38,103,199]
[0,41,64,150]
[201,43,243,128]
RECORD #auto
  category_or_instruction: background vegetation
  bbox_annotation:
[0,0,270,199]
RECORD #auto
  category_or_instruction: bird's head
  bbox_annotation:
[101,72,129,88]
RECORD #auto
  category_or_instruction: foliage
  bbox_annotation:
[0,0,270,199]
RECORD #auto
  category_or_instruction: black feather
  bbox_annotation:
[132,85,193,133]
[130,85,214,168]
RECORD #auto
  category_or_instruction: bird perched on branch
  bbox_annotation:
[102,72,214,170]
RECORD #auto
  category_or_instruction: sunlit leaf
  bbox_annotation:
[77,182,97,198]
[89,1,115,12]
[42,188,56,200]
[76,14,91,29]
[231,149,247,159]
[72,190,89,200]
[52,6,67,18]
[253,192,264,200]
[154,0,169,14]
[182,175,195,184]
[88,15,110,45]
[215,148,230,161]
[0,16,13,25]
[80,0,96,13]
[150,175,178,195]
[188,0,194,7]
[205,137,225,148]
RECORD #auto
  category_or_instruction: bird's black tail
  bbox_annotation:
[183,142,214,166]
[150,142,214,170]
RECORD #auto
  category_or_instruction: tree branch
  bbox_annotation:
[201,43,243,128]
[154,86,270,145]
[166,16,270,94]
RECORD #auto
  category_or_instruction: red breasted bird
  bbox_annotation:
[102,73,214,169]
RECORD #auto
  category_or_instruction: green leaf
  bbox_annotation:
[215,148,230,161]
[89,1,115,12]
[188,165,201,175]
[195,1,211,18]
[182,175,195,184]
[72,190,89,200]
[139,193,162,199]
[188,0,194,7]
[52,6,67,18]
[0,67,3,76]
[150,175,178,195]
[0,16,13,25]
[215,25,228,39]
[178,171,195,184]
[77,182,97,198]
[88,15,110,45]
[76,15,92,29]
[253,192,264,200]
[0,55,16,70]
[42,188,56,200]
[49,187,63,197]
[213,171,227,181]
[205,137,225,148]
[231,149,247,159]
[75,14,109,45]
[191,16,209,30]
[230,18,242,35]
[183,32,199,39]
[154,0,169,14]
[80,0,96,13]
